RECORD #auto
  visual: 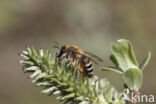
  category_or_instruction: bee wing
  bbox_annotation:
[70,49,99,65]
[83,50,104,62]
[76,51,99,65]
[88,57,99,65]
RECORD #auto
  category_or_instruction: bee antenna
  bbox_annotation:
[53,41,60,47]
[53,41,61,49]
[53,45,60,49]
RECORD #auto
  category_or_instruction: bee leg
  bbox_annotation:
[65,60,70,68]
[78,62,83,79]
[58,58,62,66]
[72,60,76,68]
[71,60,76,77]
[58,56,65,67]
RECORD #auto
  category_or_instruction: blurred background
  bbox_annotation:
[0,0,155,104]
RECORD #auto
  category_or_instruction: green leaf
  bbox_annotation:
[26,47,32,56]
[123,68,143,90]
[22,51,28,55]
[65,87,74,92]
[23,60,34,65]
[30,70,41,78]
[64,93,75,99]
[39,49,44,57]
[53,90,61,95]
[32,72,48,82]
[24,66,39,72]
[41,87,57,94]
[112,39,138,72]
[75,96,84,101]
[20,53,29,59]
[58,82,68,86]
[37,82,52,86]
[31,46,37,56]
[79,101,89,104]
[101,67,123,74]
[115,101,123,104]
[31,56,40,65]
[110,55,119,67]
[139,52,151,71]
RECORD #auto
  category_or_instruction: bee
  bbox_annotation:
[53,41,103,78]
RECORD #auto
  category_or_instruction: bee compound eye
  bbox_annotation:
[62,48,66,53]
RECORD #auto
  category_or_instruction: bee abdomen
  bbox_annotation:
[84,61,93,77]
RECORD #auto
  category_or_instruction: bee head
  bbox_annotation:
[57,46,67,58]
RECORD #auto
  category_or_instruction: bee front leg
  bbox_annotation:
[58,56,65,67]
[65,60,70,67]
[58,58,62,67]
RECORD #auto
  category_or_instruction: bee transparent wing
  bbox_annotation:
[77,52,99,65]
[83,50,104,62]
[70,48,99,65]
[88,57,99,65]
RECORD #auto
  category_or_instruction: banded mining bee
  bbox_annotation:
[53,42,103,78]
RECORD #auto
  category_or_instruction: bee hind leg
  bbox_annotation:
[72,60,76,68]
[65,60,70,67]
[78,62,83,79]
